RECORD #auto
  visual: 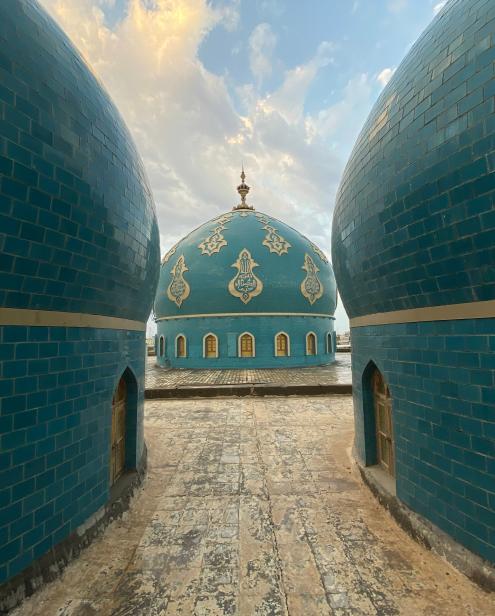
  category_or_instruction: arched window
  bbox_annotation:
[159,335,165,357]
[326,332,332,354]
[176,334,187,358]
[204,333,218,358]
[239,332,255,357]
[306,332,317,355]
[372,368,394,476]
[275,332,289,357]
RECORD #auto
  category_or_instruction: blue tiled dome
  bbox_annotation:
[332,0,495,319]
[0,0,160,322]
[154,209,337,319]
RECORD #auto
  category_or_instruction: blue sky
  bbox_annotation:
[41,0,447,332]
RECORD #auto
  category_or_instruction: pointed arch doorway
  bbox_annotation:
[111,376,127,484]
[372,368,395,476]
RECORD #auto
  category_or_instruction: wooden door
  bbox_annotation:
[306,333,316,355]
[111,377,126,484]
[373,370,394,476]
[205,334,217,358]
[276,333,288,356]
[177,336,186,357]
[240,334,254,357]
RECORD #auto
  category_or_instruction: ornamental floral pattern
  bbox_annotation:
[310,241,329,263]
[198,225,227,256]
[198,214,233,256]
[301,253,324,305]
[167,255,190,307]
[255,213,271,225]
[228,248,263,304]
[161,243,178,264]
[262,223,291,256]
[214,212,234,225]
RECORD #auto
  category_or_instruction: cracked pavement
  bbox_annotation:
[12,396,494,615]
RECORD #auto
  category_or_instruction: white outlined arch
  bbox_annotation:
[203,332,219,358]
[159,335,165,357]
[274,331,290,357]
[175,333,187,358]
[326,331,332,354]
[238,332,255,358]
[306,331,317,356]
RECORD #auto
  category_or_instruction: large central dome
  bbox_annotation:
[154,173,337,368]
[154,177,336,319]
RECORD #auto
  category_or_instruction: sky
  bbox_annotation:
[40,0,447,332]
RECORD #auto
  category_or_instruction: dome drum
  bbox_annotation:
[156,315,336,369]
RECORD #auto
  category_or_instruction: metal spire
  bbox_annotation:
[233,166,254,211]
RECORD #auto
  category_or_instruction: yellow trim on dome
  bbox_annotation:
[0,308,146,330]
[350,299,495,327]
[155,312,335,321]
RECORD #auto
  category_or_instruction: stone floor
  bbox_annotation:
[12,396,494,616]
[145,353,352,389]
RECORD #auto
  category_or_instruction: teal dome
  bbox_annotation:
[154,208,336,319]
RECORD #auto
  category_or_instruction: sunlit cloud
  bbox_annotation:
[39,0,380,332]
[377,67,395,87]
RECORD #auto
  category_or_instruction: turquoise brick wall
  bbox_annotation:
[0,326,145,584]
[156,315,335,368]
[351,319,495,564]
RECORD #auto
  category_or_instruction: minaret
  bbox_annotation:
[233,166,255,211]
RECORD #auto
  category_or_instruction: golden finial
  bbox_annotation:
[233,166,254,211]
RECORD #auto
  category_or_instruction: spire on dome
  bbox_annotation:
[233,166,255,211]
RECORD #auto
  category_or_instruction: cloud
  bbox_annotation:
[387,0,407,13]
[249,23,277,86]
[39,0,368,332]
[433,1,447,14]
[377,67,395,87]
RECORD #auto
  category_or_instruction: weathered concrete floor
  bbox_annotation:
[145,353,352,389]
[13,396,494,615]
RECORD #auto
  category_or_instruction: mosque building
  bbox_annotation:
[0,0,159,605]
[332,0,495,569]
[154,171,337,369]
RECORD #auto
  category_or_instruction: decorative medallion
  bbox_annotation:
[310,241,329,263]
[301,253,324,305]
[198,225,228,256]
[167,255,190,307]
[161,243,177,264]
[228,248,263,304]
[262,224,291,256]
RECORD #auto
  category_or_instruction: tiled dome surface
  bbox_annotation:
[332,0,495,319]
[0,0,160,322]
[154,209,337,318]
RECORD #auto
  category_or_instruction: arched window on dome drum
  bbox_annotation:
[176,335,187,358]
[204,334,218,358]
[306,332,317,356]
[275,332,289,357]
[159,335,165,357]
[372,368,395,476]
[239,333,254,357]
[326,332,332,354]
